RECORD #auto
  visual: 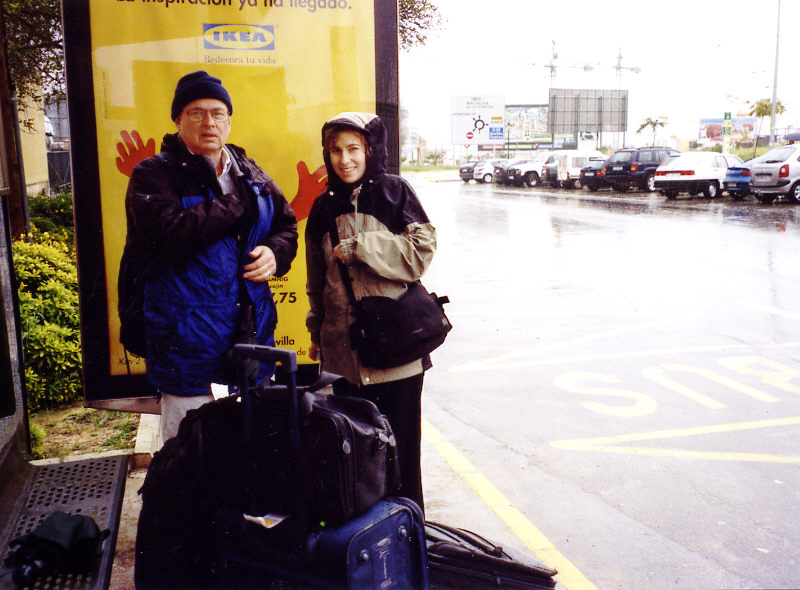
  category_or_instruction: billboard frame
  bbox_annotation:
[547,88,628,135]
[62,0,399,411]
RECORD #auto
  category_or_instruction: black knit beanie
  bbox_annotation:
[170,71,233,121]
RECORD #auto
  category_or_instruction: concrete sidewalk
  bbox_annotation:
[107,414,158,590]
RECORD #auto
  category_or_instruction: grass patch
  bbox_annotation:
[29,401,140,459]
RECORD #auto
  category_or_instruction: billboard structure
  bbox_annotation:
[451,96,504,146]
[504,104,550,151]
[63,0,399,410]
[548,89,628,136]
[699,117,755,147]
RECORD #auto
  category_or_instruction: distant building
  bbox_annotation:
[17,98,50,196]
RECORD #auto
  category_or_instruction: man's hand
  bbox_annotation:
[290,161,327,222]
[309,342,321,362]
[243,245,276,282]
[116,130,156,177]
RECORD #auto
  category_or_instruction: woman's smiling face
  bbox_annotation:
[329,130,367,184]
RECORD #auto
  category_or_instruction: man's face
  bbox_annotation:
[329,130,367,184]
[175,98,231,158]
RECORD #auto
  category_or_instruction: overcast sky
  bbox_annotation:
[398,0,800,149]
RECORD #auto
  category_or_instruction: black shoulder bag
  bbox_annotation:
[327,210,452,369]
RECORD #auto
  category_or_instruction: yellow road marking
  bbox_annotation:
[449,341,800,374]
[423,418,598,590]
[551,416,800,464]
[640,366,726,409]
[660,364,779,403]
[448,321,670,373]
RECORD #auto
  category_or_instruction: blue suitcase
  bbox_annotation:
[216,497,428,589]
[213,345,429,590]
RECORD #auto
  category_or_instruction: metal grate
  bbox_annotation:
[0,455,129,590]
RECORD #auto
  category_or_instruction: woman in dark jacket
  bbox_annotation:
[305,112,437,509]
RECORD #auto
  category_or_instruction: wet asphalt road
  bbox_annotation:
[410,174,800,590]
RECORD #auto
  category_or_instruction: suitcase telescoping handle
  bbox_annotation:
[232,344,301,452]
[232,344,311,523]
[232,343,298,373]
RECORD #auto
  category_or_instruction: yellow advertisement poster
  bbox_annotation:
[63,0,395,403]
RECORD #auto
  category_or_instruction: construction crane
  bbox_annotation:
[531,41,595,87]
[610,48,641,88]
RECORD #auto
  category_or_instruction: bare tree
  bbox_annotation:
[3,0,64,109]
[399,0,443,50]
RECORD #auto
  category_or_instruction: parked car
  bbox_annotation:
[723,161,753,199]
[653,151,743,199]
[580,157,609,191]
[494,158,529,186]
[541,154,560,187]
[505,160,532,187]
[507,151,552,187]
[603,146,680,193]
[749,144,800,203]
[473,159,505,183]
[459,161,479,183]
[552,150,604,189]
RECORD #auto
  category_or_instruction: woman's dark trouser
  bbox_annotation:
[335,373,425,512]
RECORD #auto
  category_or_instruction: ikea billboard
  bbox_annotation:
[62,0,399,409]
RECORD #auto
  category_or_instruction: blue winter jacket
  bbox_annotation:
[125,134,298,396]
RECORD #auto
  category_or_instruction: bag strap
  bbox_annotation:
[323,197,429,305]
[324,198,360,305]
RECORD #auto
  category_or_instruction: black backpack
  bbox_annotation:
[117,237,149,358]
[4,511,109,586]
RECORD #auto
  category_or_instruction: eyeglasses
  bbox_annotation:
[183,108,230,122]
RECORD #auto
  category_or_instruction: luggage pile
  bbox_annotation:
[134,345,558,589]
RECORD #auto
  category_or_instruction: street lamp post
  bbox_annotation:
[769,0,781,148]
[614,48,641,89]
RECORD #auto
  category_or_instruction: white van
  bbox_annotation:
[554,149,604,189]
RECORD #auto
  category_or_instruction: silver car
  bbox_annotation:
[749,144,800,203]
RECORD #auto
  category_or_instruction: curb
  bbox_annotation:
[30,447,134,466]
[132,413,159,470]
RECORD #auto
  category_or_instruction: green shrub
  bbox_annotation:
[12,238,82,411]
[730,145,772,162]
[700,144,723,153]
[28,422,45,459]
[28,192,75,247]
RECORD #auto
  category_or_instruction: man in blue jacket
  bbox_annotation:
[122,71,298,444]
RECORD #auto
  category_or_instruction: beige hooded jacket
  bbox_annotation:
[305,112,437,385]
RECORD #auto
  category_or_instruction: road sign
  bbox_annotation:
[452,96,505,145]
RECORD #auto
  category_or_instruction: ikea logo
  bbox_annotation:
[203,24,275,50]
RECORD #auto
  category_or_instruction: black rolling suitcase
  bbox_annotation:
[135,345,427,589]
[425,521,557,589]
[215,344,429,589]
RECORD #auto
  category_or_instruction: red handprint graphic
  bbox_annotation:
[291,161,327,222]
[116,130,156,177]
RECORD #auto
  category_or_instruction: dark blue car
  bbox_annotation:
[580,157,609,191]
[603,147,680,193]
[723,163,751,199]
